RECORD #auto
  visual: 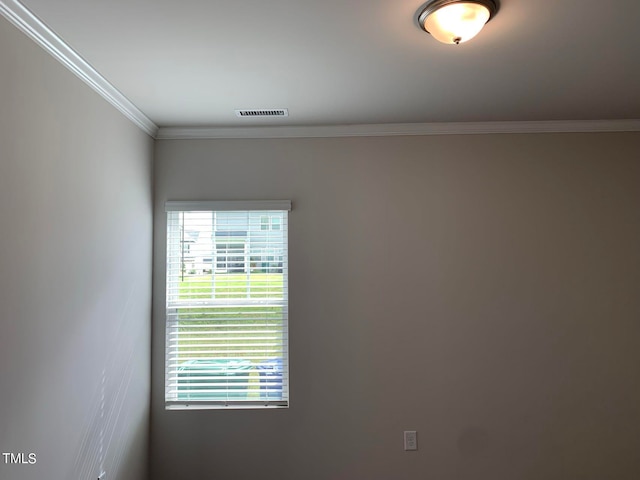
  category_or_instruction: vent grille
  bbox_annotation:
[235,109,289,118]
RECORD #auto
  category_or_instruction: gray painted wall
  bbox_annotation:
[0,17,153,480]
[152,133,640,480]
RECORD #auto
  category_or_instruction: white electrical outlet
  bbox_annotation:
[404,430,418,451]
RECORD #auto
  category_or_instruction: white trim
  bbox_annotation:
[156,119,640,140]
[0,0,158,137]
[166,402,288,410]
[165,200,292,212]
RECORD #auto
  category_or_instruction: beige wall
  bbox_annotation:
[0,17,153,480]
[152,133,640,480]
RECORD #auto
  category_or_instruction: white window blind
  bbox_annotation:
[165,201,290,409]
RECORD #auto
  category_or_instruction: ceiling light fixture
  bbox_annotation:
[418,0,499,45]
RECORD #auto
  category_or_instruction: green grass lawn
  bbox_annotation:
[179,272,284,299]
[174,272,286,364]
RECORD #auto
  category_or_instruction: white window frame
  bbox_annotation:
[164,200,291,410]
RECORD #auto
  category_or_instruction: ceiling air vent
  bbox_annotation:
[235,109,289,118]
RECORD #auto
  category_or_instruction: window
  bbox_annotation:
[165,201,290,409]
[215,242,246,273]
[259,215,281,231]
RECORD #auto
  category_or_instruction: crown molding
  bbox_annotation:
[0,0,158,137]
[156,119,640,140]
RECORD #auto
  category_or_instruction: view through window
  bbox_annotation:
[165,201,290,408]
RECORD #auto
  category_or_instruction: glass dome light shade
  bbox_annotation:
[422,2,492,44]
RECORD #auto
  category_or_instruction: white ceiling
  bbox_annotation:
[17,0,640,128]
